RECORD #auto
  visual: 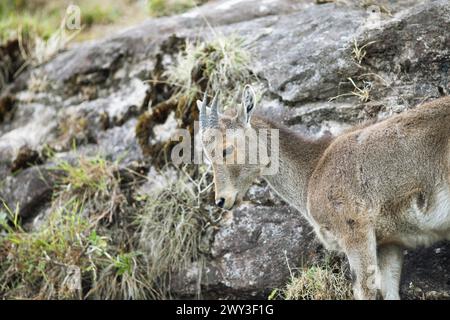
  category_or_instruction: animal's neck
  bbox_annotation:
[251,115,332,214]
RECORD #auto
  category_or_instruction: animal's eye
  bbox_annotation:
[223,145,234,158]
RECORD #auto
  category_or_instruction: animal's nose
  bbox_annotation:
[216,198,225,208]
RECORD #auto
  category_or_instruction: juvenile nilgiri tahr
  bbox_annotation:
[197,86,450,300]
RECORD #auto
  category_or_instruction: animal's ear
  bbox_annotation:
[237,85,256,124]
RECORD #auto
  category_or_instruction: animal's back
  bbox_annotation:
[307,96,450,247]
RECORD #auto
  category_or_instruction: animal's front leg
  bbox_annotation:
[344,228,379,300]
[378,244,403,300]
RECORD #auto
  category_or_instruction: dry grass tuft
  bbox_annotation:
[351,39,377,65]
[329,77,372,102]
[137,165,218,298]
[271,255,353,300]
[163,34,255,104]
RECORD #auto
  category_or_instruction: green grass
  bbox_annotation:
[0,199,150,299]
[0,155,149,299]
[0,13,56,43]
[51,156,131,236]
[0,0,124,70]
[148,0,207,17]
[1,199,92,299]
[55,157,112,196]
[79,2,121,28]
[0,156,217,299]
[0,1,59,42]
[52,157,123,218]
[0,0,123,44]
[1,0,203,44]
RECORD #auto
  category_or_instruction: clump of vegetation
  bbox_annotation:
[53,157,124,218]
[148,0,208,17]
[135,96,179,162]
[0,1,58,43]
[0,154,218,299]
[78,2,121,28]
[1,200,88,299]
[137,166,217,296]
[23,20,80,67]
[164,35,254,102]
[351,39,377,65]
[271,255,352,300]
[0,0,122,44]
[0,198,152,299]
[283,266,352,300]
[330,77,373,103]
[0,155,144,299]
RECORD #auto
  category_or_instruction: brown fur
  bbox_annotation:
[199,94,450,300]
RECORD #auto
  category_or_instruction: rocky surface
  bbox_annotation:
[1,0,449,299]
[171,184,323,299]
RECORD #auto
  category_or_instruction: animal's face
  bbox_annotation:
[198,86,264,210]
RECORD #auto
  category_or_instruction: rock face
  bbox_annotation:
[1,0,450,299]
[171,198,322,299]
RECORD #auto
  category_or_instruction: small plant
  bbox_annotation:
[28,71,50,93]
[19,17,81,67]
[352,39,377,65]
[275,256,352,300]
[52,156,125,224]
[85,249,151,300]
[329,77,372,102]
[347,77,372,102]
[163,34,255,103]
[55,157,114,197]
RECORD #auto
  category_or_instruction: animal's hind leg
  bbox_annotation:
[378,244,403,300]
[343,227,379,300]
